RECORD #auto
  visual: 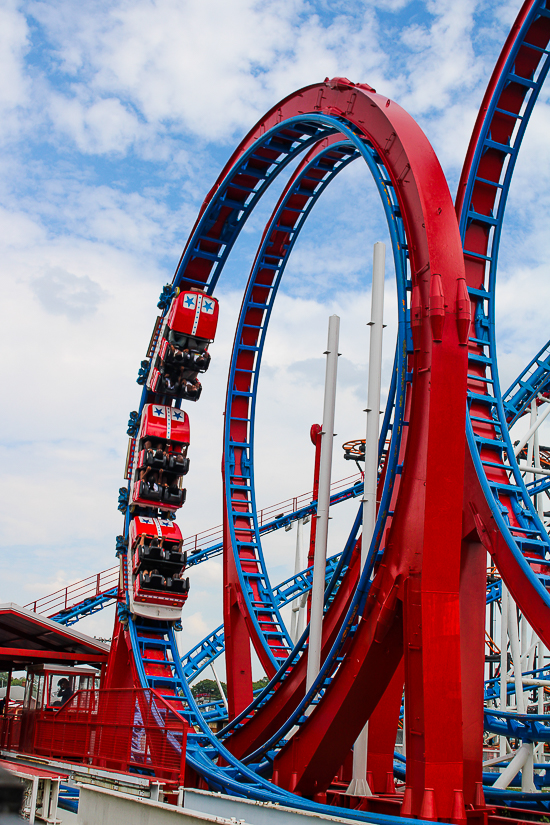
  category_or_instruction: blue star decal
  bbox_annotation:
[141,517,152,524]
[173,411,183,420]
[204,300,213,312]
[185,296,195,307]
[154,407,163,416]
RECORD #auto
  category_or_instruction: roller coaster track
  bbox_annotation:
[100,1,550,818]
[503,338,550,426]
[220,0,550,805]
[26,473,361,626]
[113,87,432,816]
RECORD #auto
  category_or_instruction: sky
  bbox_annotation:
[1,0,550,675]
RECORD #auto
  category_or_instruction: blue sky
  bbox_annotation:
[1,0,550,662]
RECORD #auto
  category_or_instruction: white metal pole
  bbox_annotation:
[493,743,531,789]
[521,744,536,792]
[508,596,525,715]
[515,463,550,476]
[361,241,386,567]
[500,584,509,757]
[291,519,304,644]
[297,593,307,640]
[538,641,547,762]
[514,402,550,456]
[210,663,228,713]
[520,613,529,659]
[347,242,386,797]
[527,399,537,467]
[534,404,544,518]
[306,315,340,692]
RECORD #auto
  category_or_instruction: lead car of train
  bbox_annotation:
[122,287,219,621]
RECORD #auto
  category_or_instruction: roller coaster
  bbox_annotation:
[16,0,550,822]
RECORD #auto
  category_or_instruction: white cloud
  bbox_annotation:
[0,0,30,140]
[48,94,141,154]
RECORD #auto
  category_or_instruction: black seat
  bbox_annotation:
[168,330,190,349]
[140,482,162,502]
[188,336,207,353]
[166,577,190,594]
[169,454,190,475]
[162,486,186,506]
[161,549,187,568]
[180,383,202,402]
[140,571,166,591]
[165,346,194,368]
[161,376,178,395]
[143,449,167,470]
[139,544,163,563]
[194,352,211,372]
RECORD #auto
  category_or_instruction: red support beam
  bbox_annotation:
[267,81,471,819]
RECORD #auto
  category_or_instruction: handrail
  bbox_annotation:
[25,473,361,619]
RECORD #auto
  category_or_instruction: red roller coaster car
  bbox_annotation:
[148,289,219,401]
[130,404,190,513]
[128,516,190,620]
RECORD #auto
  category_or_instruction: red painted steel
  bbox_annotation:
[456,1,550,657]
[167,291,219,341]
[24,7,550,805]
[222,135,372,704]
[253,83,471,821]
[25,566,120,618]
[223,488,254,720]
[366,660,404,795]
[307,424,323,571]
[0,649,107,664]
[137,403,190,446]
[22,687,188,786]
[455,0,544,221]
[226,538,362,760]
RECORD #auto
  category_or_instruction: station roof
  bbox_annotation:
[0,604,109,669]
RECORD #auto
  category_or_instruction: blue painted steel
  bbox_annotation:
[503,338,550,426]
[392,755,550,808]
[457,3,550,618]
[483,786,550,812]
[181,551,344,683]
[123,114,411,800]
[485,663,550,703]
[51,589,118,626]
[127,620,435,825]
[186,477,362,569]
[525,475,550,497]
[221,131,409,669]
[484,708,550,743]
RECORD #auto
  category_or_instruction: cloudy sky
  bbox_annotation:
[1,0,550,672]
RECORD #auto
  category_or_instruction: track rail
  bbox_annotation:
[117,79,463,813]
[28,474,360,625]
[107,2,550,813]
[503,338,550,426]
[221,134,408,688]
[455,0,550,648]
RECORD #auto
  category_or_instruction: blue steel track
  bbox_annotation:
[110,0,550,807]
[120,120,412,813]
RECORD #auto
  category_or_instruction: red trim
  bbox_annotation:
[0,649,107,663]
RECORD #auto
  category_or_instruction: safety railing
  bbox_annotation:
[25,567,120,618]
[29,688,187,785]
[179,471,361,550]
[25,472,362,620]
